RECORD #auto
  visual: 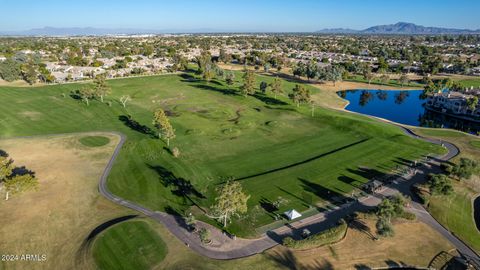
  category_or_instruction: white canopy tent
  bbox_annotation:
[284,209,302,220]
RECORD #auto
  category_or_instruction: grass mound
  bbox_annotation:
[470,140,480,149]
[79,136,111,147]
[428,183,480,252]
[93,220,167,270]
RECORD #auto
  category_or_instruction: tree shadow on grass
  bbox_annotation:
[350,218,376,240]
[147,164,205,211]
[264,105,296,112]
[190,83,239,96]
[338,175,361,187]
[252,93,288,105]
[346,167,385,180]
[234,138,370,181]
[354,264,372,270]
[119,115,156,137]
[276,186,311,208]
[11,166,35,177]
[164,206,192,231]
[299,178,347,207]
[266,249,335,270]
[259,197,279,219]
[394,157,414,167]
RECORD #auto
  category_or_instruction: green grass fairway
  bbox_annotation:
[79,135,111,147]
[458,77,480,88]
[0,71,442,236]
[428,183,480,252]
[93,220,167,270]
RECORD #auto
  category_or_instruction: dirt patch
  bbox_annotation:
[18,111,43,121]
[0,133,130,270]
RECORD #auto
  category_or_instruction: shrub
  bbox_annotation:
[400,211,416,221]
[376,217,394,237]
[428,174,453,195]
[282,220,347,249]
[199,228,210,244]
[449,158,478,180]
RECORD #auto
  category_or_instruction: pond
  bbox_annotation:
[475,195,480,232]
[338,90,480,134]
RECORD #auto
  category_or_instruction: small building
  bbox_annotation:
[363,179,384,193]
[284,209,302,220]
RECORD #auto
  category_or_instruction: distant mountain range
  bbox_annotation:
[316,22,480,34]
[1,22,479,36]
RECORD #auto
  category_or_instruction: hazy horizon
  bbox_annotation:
[1,0,479,32]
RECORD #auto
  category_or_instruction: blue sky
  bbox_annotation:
[1,0,479,32]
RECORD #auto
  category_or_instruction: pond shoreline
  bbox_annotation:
[338,89,480,135]
[474,195,480,232]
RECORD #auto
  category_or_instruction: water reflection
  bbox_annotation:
[339,89,480,135]
[359,90,374,106]
[376,90,388,101]
[394,91,409,105]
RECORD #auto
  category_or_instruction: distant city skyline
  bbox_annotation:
[1,0,479,32]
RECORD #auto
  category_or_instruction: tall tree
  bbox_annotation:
[269,76,283,99]
[398,74,409,86]
[219,48,232,64]
[467,96,479,114]
[93,74,110,102]
[259,81,268,94]
[76,87,95,106]
[211,181,250,227]
[306,61,318,81]
[173,54,189,71]
[0,156,13,182]
[225,71,235,86]
[195,50,212,75]
[22,63,38,85]
[362,66,374,85]
[380,74,390,85]
[153,108,176,147]
[3,174,38,200]
[119,95,131,108]
[240,70,256,97]
[327,66,343,86]
[289,84,311,107]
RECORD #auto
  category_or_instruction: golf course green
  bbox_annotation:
[92,220,168,270]
[0,71,442,236]
[79,135,111,147]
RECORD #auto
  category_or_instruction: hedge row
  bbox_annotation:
[282,220,347,249]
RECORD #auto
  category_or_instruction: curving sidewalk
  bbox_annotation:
[96,122,480,263]
[1,125,475,261]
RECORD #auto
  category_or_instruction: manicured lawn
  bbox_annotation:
[428,183,480,253]
[415,128,466,138]
[471,140,480,149]
[79,135,111,147]
[93,220,168,270]
[458,77,480,88]
[0,72,442,236]
[346,75,421,88]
